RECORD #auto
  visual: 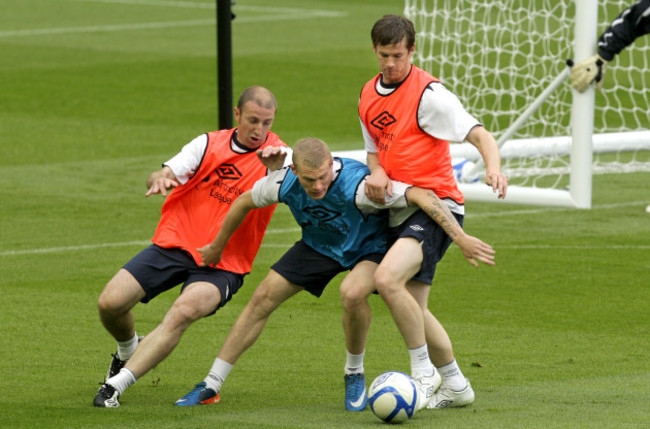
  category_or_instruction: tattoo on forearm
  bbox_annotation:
[422,191,458,238]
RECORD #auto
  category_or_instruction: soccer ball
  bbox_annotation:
[452,158,480,183]
[368,371,419,424]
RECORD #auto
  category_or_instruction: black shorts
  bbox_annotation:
[123,244,244,311]
[271,240,384,297]
[388,209,464,285]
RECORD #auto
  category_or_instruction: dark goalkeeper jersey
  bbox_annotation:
[597,0,650,61]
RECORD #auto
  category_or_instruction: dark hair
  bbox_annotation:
[371,14,415,49]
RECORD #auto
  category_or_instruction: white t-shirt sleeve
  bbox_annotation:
[418,82,481,143]
[360,117,378,153]
[281,147,294,168]
[251,167,289,207]
[163,134,208,185]
[355,178,411,215]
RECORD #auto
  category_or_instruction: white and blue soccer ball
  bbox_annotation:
[368,371,419,424]
[453,158,480,183]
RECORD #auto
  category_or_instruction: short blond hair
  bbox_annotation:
[237,86,277,112]
[292,137,332,170]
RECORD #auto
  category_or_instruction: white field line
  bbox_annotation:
[489,244,650,250]
[0,2,344,38]
[468,200,650,218]
[2,200,649,257]
[71,0,344,16]
[0,227,300,256]
[3,240,647,257]
[0,20,214,38]
[71,0,220,8]
[0,240,153,256]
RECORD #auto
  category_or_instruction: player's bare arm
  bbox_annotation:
[256,146,287,171]
[407,187,495,267]
[197,191,259,267]
[365,152,392,204]
[465,126,508,199]
[145,166,179,197]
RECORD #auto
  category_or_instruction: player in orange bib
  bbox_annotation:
[359,15,508,409]
[94,86,289,408]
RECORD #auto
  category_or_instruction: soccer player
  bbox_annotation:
[93,86,289,408]
[175,137,496,411]
[570,0,650,92]
[358,15,508,409]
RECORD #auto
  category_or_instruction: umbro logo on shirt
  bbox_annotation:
[410,225,424,231]
[370,111,396,130]
[216,163,242,180]
[304,206,341,222]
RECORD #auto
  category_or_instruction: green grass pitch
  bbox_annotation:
[1,1,649,428]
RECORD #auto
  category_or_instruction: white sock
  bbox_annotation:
[344,350,365,375]
[409,344,434,378]
[107,368,136,395]
[203,358,233,392]
[117,332,139,361]
[437,359,467,390]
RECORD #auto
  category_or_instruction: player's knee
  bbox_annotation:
[165,301,203,331]
[98,271,144,317]
[97,293,112,316]
[253,293,276,315]
[340,284,369,309]
[97,286,125,317]
[373,267,398,295]
[248,286,280,316]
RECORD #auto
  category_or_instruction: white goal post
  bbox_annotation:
[342,0,650,208]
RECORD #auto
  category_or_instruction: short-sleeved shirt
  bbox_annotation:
[152,130,287,272]
[253,158,412,222]
[359,67,479,220]
[252,158,413,266]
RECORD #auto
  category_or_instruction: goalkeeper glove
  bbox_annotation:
[568,54,607,92]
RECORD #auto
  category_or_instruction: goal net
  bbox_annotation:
[403,0,650,208]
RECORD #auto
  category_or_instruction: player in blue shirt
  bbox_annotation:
[174,137,496,411]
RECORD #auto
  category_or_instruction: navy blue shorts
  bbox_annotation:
[388,209,464,285]
[271,240,384,297]
[123,244,244,312]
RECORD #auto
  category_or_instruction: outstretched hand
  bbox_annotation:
[568,55,607,92]
[197,243,223,267]
[145,177,179,197]
[485,171,508,199]
[456,235,496,268]
[257,146,287,171]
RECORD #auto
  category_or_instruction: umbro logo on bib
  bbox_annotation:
[370,111,396,130]
[216,163,242,180]
[410,225,424,231]
[304,206,341,222]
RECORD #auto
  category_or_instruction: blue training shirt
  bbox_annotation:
[278,158,388,268]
